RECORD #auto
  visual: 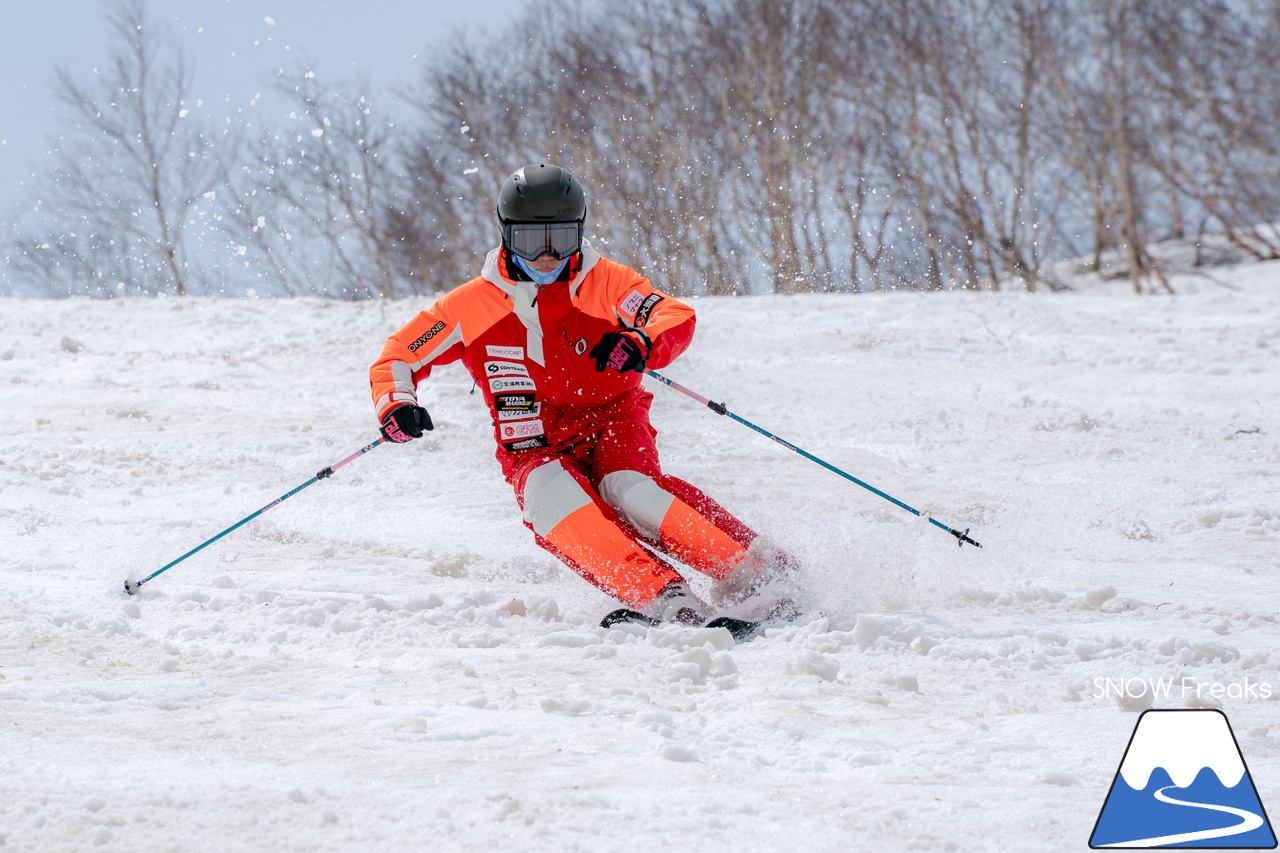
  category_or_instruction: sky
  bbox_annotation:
[0,0,529,209]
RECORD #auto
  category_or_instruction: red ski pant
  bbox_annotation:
[498,401,757,608]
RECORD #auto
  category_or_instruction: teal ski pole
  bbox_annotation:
[645,369,981,548]
[123,438,385,594]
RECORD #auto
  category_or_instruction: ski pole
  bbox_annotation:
[123,438,385,594]
[644,369,981,548]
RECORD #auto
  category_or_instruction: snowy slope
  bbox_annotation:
[1,263,1278,852]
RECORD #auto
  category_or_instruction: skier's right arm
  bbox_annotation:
[369,306,466,441]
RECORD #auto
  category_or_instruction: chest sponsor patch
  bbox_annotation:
[494,392,539,420]
[485,360,530,378]
[499,419,545,441]
[486,345,524,359]
[620,289,645,317]
[497,403,541,421]
[502,435,551,452]
[634,293,663,327]
[494,392,537,411]
[489,376,537,393]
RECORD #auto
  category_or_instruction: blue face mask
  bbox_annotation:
[513,253,569,285]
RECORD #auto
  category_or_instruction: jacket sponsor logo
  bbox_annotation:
[498,403,541,421]
[620,290,645,316]
[494,392,537,412]
[503,435,551,452]
[495,393,539,420]
[500,419,545,440]
[635,293,663,327]
[486,345,524,359]
[407,321,447,353]
[489,377,536,392]
[486,360,530,378]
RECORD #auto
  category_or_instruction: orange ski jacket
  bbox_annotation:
[370,241,696,454]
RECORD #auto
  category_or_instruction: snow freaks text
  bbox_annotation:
[1093,677,1273,702]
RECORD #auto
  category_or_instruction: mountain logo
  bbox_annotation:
[1090,709,1276,848]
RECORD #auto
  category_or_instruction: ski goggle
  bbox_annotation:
[502,222,583,261]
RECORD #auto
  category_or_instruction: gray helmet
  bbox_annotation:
[496,164,586,224]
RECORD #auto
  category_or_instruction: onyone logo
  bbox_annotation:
[407,321,447,353]
[1090,709,1276,848]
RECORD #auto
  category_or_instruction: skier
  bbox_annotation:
[370,163,790,627]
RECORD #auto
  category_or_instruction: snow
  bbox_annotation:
[2,262,1278,851]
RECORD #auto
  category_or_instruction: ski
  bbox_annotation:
[599,608,762,641]
[705,616,762,641]
[600,608,659,629]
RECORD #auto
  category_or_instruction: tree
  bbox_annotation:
[228,67,413,298]
[1138,0,1280,261]
[13,0,1280,299]
[10,0,227,296]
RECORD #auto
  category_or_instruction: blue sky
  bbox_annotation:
[0,0,528,207]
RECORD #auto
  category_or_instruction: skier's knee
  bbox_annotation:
[522,461,594,537]
[598,470,675,538]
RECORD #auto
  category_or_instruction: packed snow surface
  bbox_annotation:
[2,263,1278,851]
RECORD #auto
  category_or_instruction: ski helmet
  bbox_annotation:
[496,164,587,261]
[496,164,586,224]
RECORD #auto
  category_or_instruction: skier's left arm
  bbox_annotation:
[636,293,695,369]
[601,271,696,371]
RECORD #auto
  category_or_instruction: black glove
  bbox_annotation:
[590,330,649,373]
[379,404,433,443]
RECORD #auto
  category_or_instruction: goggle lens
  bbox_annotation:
[504,222,582,261]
